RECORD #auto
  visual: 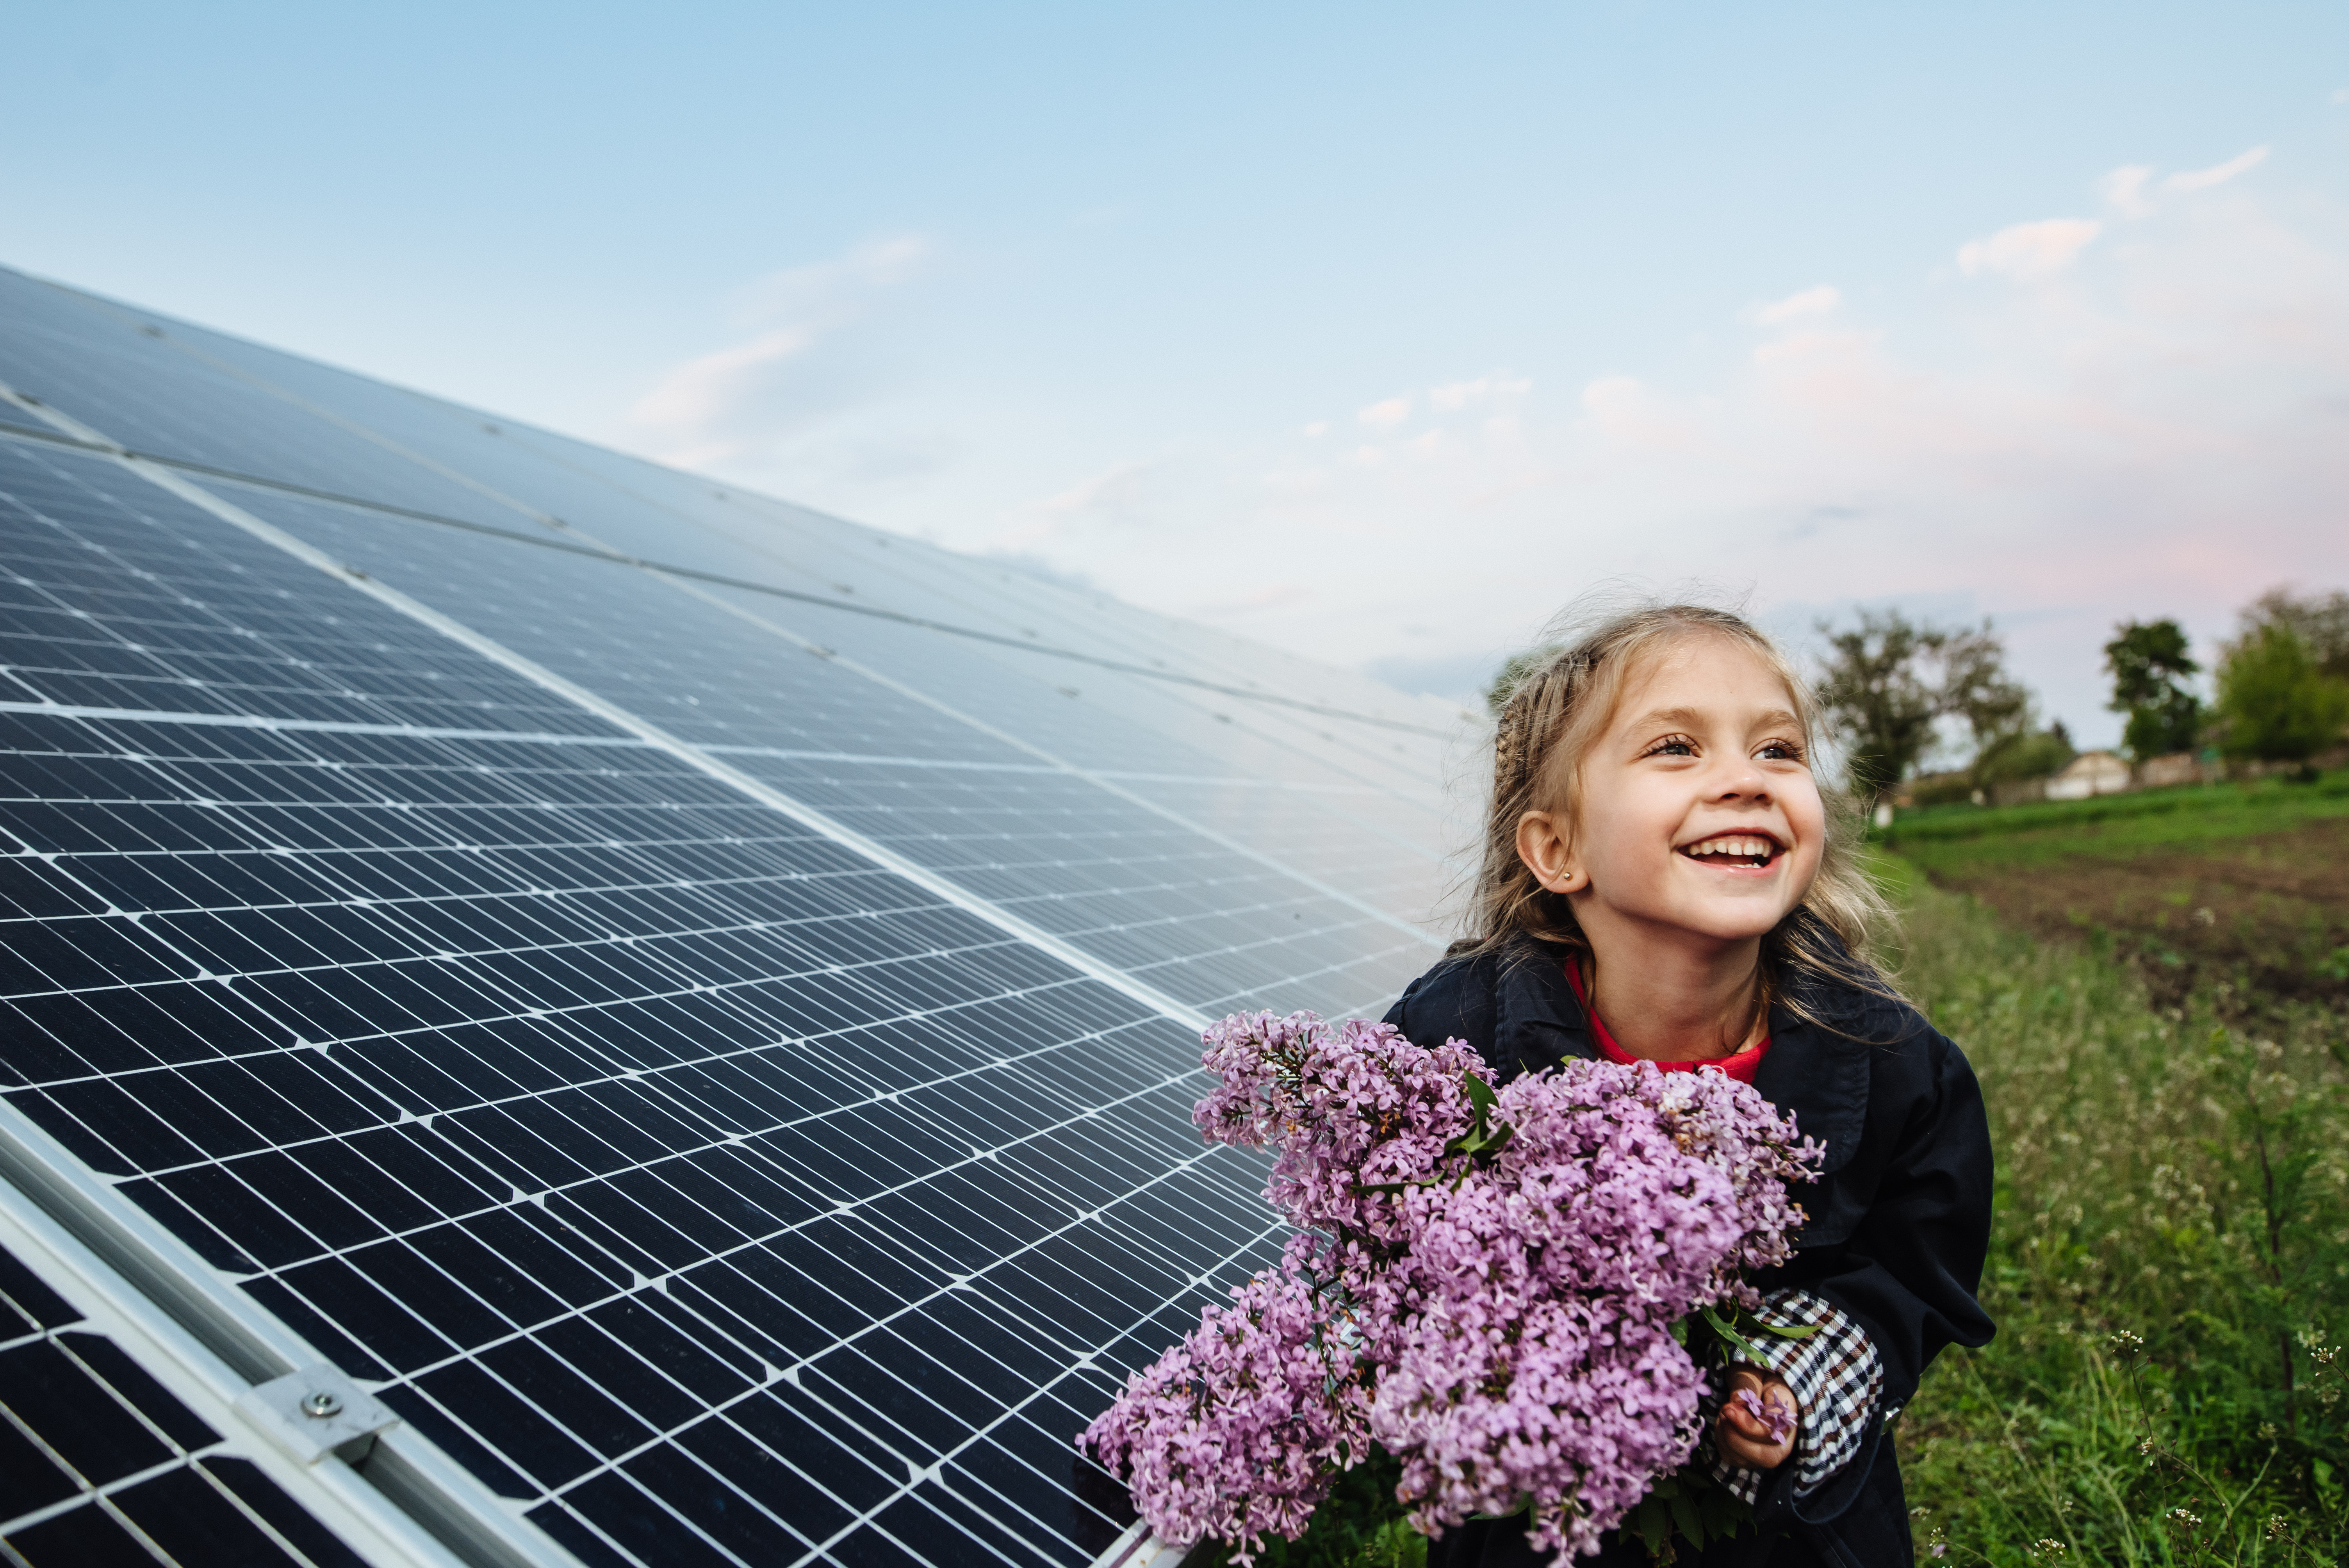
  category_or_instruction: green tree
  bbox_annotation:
[1816,610,2040,804]
[1974,719,2075,787]
[1484,646,1561,716]
[2103,618,2201,759]
[1814,610,1945,806]
[1936,622,2032,789]
[2242,586,2349,680]
[2214,622,2349,764]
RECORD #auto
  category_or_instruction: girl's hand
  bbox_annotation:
[1714,1369,1798,1471]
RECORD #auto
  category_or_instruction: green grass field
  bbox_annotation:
[1188,786,2349,1564]
[1885,771,2349,868]
[1893,869,2347,1565]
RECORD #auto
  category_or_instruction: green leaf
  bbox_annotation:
[1462,1071,1496,1115]
[1633,1495,1670,1556]
[1668,1486,1703,1547]
[1754,1320,1819,1340]
[1699,1304,1766,1365]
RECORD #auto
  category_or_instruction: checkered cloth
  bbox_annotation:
[1708,1288,1884,1501]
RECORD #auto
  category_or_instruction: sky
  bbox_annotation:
[9,1,2349,752]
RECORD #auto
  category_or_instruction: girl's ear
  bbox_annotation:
[1515,810,1585,893]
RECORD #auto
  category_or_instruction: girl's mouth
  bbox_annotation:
[1675,831,1784,869]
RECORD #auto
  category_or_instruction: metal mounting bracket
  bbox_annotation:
[237,1363,403,1465]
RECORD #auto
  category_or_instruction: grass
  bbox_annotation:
[1883,771,2349,869]
[1196,830,2349,1566]
[1891,871,2348,1565]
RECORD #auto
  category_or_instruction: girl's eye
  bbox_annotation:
[1644,736,1698,758]
[1756,740,1805,763]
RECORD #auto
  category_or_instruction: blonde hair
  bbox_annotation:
[1461,597,1900,1026]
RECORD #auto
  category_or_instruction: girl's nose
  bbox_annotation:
[1712,759,1771,800]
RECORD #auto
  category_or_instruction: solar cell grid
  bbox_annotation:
[0,1235,365,1568]
[0,302,561,545]
[0,268,1478,1567]
[4,265,1466,754]
[185,478,1440,1017]
[9,277,1465,798]
[0,431,1290,1565]
[733,754,1424,1015]
[206,479,1024,768]
[0,444,618,739]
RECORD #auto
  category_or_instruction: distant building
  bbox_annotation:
[2137,751,2207,789]
[2045,749,2132,800]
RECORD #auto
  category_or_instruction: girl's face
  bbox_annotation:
[1546,635,1827,946]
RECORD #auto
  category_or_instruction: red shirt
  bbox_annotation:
[1564,959,1770,1084]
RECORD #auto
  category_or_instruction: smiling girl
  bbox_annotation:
[1387,602,1994,1567]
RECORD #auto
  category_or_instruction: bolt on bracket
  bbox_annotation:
[235,1363,401,1465]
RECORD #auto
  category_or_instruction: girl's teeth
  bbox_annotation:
[1686,836,1772,858]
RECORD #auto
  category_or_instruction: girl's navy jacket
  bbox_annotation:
[1383,933,1996,1568]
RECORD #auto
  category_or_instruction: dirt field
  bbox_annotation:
[1919,814,2349,1009]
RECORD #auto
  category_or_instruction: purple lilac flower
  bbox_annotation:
[1083,1011,1821,1564]
[1731,1387,1798,1446]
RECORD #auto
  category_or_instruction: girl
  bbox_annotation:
[1385,602,1994,1567]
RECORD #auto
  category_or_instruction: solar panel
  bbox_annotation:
[0,1230,366,1567]
[0,265,1464,1568]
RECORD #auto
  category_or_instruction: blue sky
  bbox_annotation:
[10,2,2349,748]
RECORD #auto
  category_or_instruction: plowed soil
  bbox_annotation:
[1923,815,2349,1008]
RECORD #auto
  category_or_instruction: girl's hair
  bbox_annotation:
[1460,596,1900,1026]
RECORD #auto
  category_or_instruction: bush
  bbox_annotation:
[2216,625,2349,765]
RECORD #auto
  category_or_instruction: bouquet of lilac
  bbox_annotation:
[1080,1012,1822,1564]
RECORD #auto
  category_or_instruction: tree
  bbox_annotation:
[1485,646,1561,716]
[2214,621,2349,765]
[1975,720,2076,788]
[1936,622,2032,788]
[2240,587,2349,681]
[1815,610,2045,805]
[2103,619,2201,760]
[1814,610,1944,806]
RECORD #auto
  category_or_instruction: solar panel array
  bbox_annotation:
[0,265,1467,1568]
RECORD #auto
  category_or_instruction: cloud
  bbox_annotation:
[1956,218,2101,279]
[2101,165,2157,219]
[1755,285,1840,325]
[724,237,928,326]
[2165,145,2269,193]
[981,175,2349,752]
[1358,396,1412,429]
[1579,376,1695,448]
[629,326,815,431]
[1428,375,1532,412]
[1035,460,1158,524]
[1429,379,1486,412]
[624,236,931,466]
[1303,420,1331,437]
